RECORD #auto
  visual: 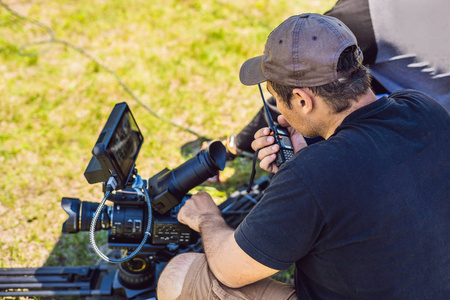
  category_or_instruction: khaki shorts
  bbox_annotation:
[179,254,298,300]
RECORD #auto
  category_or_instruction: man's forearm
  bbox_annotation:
[177,192,278,287]
[198,214,239,286]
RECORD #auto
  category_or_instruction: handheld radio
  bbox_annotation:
[258,84,294,167]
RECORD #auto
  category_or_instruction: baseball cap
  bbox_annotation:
[239,13,361,87]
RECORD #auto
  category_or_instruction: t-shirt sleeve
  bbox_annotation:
[234,164,325,270]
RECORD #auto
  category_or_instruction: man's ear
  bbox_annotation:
[292,88,313,114]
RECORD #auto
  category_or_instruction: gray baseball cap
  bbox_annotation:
[239,13,360,87]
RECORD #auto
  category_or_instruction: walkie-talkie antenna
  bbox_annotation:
[258,83,275,126]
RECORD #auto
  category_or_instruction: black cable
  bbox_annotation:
[246,149,260,194]
[0,0,209,140]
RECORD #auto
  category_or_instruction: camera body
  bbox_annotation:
[99,191,199,249]
[62,102,226,250]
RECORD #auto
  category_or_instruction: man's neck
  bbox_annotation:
[322,90,378,139]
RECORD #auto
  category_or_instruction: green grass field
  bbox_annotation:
[0,0,334,275]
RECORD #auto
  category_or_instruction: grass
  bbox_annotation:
[0,0,335,282]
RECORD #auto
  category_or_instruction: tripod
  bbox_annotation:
[0,253,161,299]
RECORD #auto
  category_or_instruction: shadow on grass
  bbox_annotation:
[43,231,109,267]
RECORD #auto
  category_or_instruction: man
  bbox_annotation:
[158,13,450,299]
[224,0,450,158]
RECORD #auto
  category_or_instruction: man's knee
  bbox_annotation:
[157,252,203,300]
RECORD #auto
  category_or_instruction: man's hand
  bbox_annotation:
[251,115,307,173]
[177,191,222,232]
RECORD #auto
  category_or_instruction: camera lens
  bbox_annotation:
[61,197,81,233]
[61,198,111,233]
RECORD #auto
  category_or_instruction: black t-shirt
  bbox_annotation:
[235,90,450,299]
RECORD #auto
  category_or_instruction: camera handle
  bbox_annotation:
[89,175,153,263]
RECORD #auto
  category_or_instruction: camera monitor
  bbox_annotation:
[84,102,143,189]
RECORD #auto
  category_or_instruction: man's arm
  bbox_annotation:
[177,192,279,288]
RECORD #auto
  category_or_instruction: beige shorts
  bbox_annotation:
[179,254,298,300]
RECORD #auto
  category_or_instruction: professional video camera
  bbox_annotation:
[60,102,226,296]
[61,102,226,249]
[0,102,270,299]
